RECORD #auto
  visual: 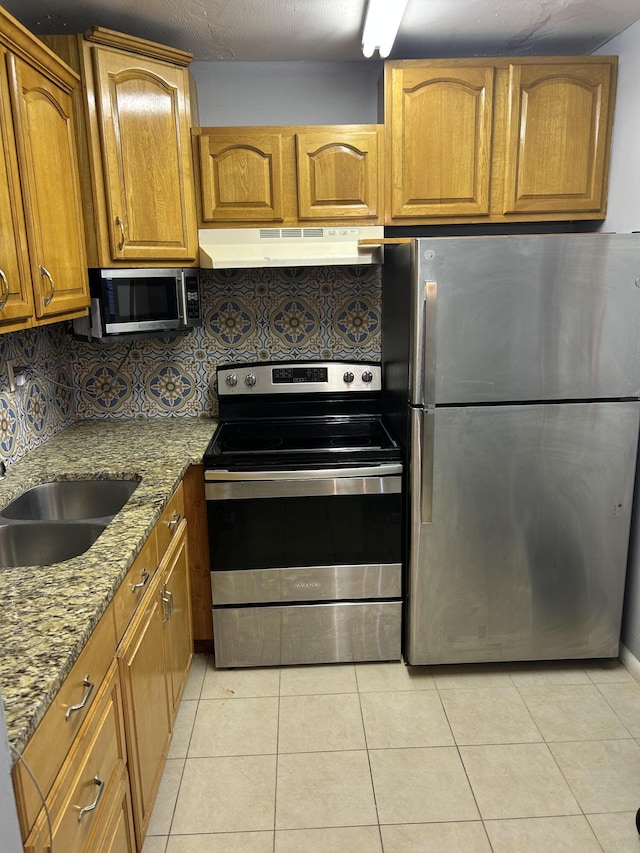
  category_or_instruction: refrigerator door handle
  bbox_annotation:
[422,406,435,523]
[412,406,435,525]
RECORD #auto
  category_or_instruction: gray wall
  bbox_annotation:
[595,20,640,234]
[190,60,383,125]
[597,19,640,660]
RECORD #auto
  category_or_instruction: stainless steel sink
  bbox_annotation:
[1,479,138,521]
[0,522,106,568]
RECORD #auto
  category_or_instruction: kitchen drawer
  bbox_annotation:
[213,601,402,667]
[24,660,127,853]
[91,763,136,853]
[13,602,117,836]
[114,531,159,643]
[156,481,185,560]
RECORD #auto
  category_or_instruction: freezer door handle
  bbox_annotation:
[411,275,437,408]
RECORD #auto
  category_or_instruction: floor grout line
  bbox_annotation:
[152,655,640,851]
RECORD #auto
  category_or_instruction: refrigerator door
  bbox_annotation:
[406,401,640,665]
[412,233,640,405]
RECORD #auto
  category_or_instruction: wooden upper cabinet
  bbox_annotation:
[503,61,615,216]
[8,53,88,321]
[91,46,197,261]
[383,56,617,224]
[194,124,384,226]
[0,48,33,330]
[45,28,198,266]
[385,62,494,220]
[295,127,382,221]
[196,129,285,223]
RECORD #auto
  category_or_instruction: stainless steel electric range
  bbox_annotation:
[203,361,403,668]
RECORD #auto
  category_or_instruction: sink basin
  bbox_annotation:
[0,522,106,568]
[1,479,138,521]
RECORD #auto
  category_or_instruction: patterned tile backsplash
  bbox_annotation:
[0,266,382,465]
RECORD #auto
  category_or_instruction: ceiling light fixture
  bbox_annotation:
[362,0,409,59]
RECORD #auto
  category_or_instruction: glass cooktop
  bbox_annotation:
[203,416,400,469]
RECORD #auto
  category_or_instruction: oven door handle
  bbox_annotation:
[206,475,402,500]
[204,464,402,481]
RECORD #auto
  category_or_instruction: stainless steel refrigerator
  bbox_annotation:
[382,233,640,665]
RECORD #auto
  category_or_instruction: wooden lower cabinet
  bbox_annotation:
[13,480,194,853]
[24,661,132,853]
[117,519,190,848]
[162,518,192,718]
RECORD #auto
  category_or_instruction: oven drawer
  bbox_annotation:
[212,601,402,667]
[211,562,401,604]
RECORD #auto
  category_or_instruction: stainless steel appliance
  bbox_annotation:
[382,233,640,666]
[203,361,403,668]
[73,267,201,342]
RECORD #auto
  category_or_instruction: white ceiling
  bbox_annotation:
[4,0,640,62]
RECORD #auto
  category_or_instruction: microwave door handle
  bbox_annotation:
[177,278,186,323]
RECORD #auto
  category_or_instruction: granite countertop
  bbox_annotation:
[0,417,216,759]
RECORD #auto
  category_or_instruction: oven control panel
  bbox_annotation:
[218,362,382,395]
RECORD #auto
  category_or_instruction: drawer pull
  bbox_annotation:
[131,569,150,592]
[65,675,94,721]
[77,774,105,822]
[167,511,181,533]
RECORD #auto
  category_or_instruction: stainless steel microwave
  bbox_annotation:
[73,268,201,342]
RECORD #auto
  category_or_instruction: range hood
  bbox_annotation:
[198,226,384,269]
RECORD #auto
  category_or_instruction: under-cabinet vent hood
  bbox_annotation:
[198,226,384,269]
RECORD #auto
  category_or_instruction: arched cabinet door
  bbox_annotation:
[295,126,383,221]
[385,63,494,220]
[0,46,33,331]
[9,53,89,321]
[92,46,198,261]
[196,129,285,223]
[503,61,615,216]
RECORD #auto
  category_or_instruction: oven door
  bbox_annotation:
[205,465,402,605]
[205,464,403,667]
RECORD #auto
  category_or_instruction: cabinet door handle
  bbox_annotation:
[161,590,171,623]
[39,265,55,306]
[131,568,150,592]
[65,675,94,721]
[77,774,105,822]
[115,216,125,251]
[167,511,181,534]
[165,588,174,618]
[0,268,9,309]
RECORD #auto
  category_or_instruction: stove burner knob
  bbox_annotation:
[225,374,238,387]
[343,371,354,384]
[244,373,257,387]
[361,370,374,383]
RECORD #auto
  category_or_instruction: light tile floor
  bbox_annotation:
[142,655,640,852]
